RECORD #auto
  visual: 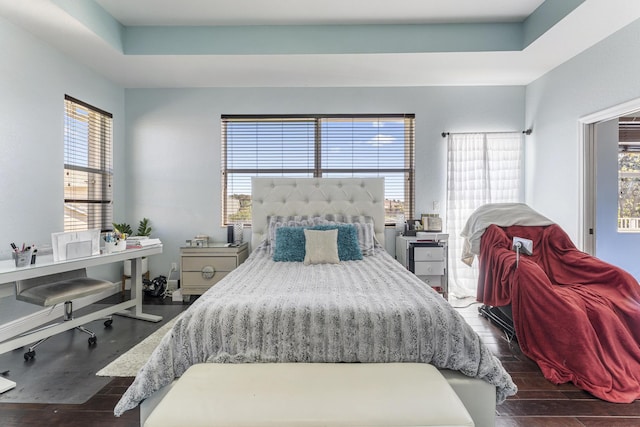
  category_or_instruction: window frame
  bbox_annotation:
[63,95,113,232]
[221,114,415,226]
[617,116,640,232]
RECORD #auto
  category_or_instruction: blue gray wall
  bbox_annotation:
[124,87,524,273]
[525,18,640,278]
[0,16,125,319]
[0,16,125,276]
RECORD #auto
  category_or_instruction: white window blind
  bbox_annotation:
[221,114,415,225]
[64,95,113,232]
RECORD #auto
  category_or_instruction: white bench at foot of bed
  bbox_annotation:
[142,363,484,427]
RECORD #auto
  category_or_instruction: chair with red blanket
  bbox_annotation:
[476,221,640,403]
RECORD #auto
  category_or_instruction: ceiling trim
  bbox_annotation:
[2,0,640,88]
[522,0,583,47]
[125,24,523,56]
[53,0,584,56]
[54,0,123,51]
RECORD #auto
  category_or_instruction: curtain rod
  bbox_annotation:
[441,129,532,138]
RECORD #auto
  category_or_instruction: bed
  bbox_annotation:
[463,203,640,403]
[114,178,517,424]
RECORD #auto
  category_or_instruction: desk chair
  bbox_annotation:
[15,268,114,360]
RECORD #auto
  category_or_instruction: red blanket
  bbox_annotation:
[478,224,640,402]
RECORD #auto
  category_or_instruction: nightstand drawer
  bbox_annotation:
[417,275,443,287]
[414,261,445,276]
[182,256,237,272]
[182,271,229,288]
[413,246,444,261]
[180,242,249,296]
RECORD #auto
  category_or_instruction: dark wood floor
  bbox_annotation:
[458,304,640,426]
[2,296,640,426]
[0,293,189,427]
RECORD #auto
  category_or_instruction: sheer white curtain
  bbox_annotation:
[446,132,523,299]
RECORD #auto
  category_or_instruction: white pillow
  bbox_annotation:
[323,215,375,256]
[303,229,340,265]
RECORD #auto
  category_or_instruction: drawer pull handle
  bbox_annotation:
[201,266,215,280]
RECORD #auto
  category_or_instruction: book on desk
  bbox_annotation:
[126,238,162,249]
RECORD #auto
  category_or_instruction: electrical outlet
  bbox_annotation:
[171,262,177,271]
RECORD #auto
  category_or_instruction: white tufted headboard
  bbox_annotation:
[251,178,385,250]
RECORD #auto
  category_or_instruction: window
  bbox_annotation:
[64,95,113,232]
[617,116,640,232]
[221,114,415,225]
[445,132,523,298]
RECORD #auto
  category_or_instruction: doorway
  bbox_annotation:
[581,98,640,279]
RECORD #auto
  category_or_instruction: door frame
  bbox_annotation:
[579,97,640,254]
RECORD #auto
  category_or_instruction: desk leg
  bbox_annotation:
[116,257,162,322]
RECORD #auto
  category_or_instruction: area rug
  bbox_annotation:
[96,315,179,377]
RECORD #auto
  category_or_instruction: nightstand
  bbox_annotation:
[180,242,249,296]
[396,235,449,299]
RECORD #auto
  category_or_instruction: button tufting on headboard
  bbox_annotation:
[251,177,385,251]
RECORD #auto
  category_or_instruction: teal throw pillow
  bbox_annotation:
[273,226,306,262]
[311,224,363,261]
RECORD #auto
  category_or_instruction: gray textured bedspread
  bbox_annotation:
[114,244,517,416]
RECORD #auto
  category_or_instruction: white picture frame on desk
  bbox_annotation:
[51,229,100,261]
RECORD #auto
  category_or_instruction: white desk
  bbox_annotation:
[0,245,163,355]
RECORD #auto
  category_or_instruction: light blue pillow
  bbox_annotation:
[311,224,363,261]
[273,226,306,262]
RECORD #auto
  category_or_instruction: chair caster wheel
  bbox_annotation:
[104,319,113,327]
[88,336,97,346]
[24,350,35,360]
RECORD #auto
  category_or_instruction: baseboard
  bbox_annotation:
[0,282,121,345]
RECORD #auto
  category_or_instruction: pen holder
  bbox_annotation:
[104,239,126,253]
[13,249,33,268]
[113,240,127,252]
